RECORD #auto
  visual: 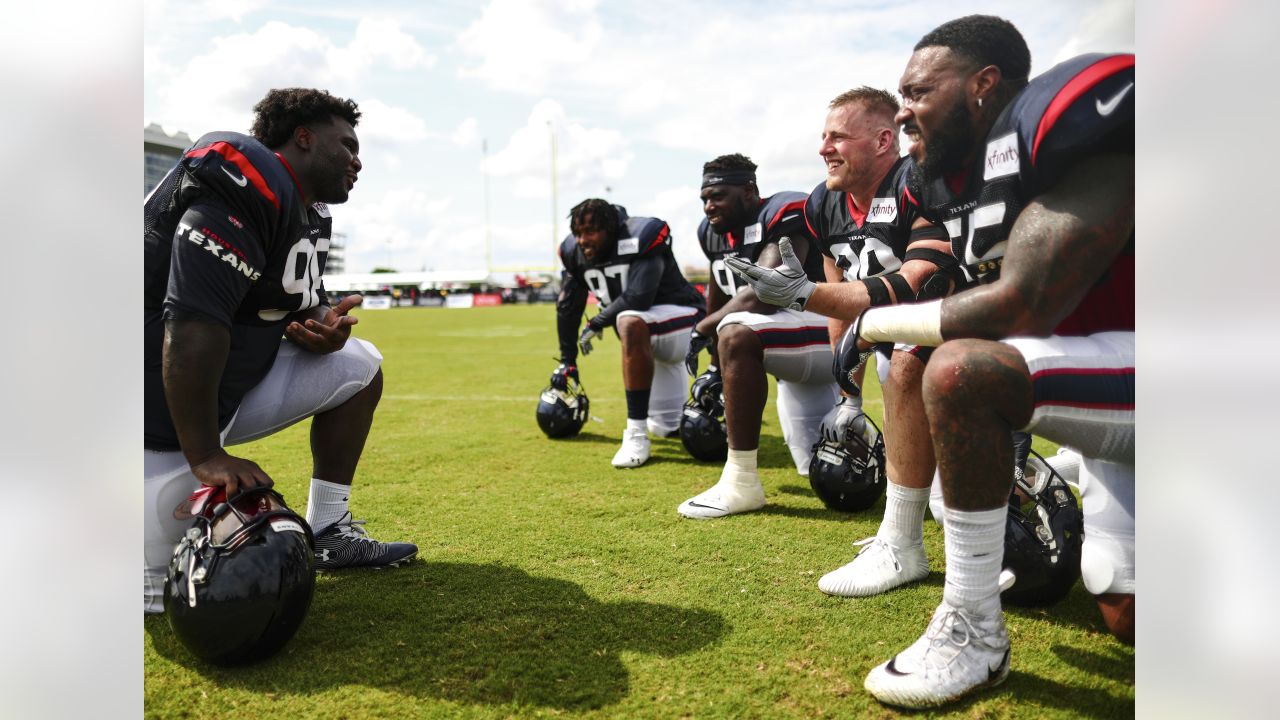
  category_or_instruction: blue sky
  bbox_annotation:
[144,0,1134,275]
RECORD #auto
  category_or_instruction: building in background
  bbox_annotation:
[327,232,347,274]
[144,124,192,196]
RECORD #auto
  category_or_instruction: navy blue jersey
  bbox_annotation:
[144,131,334,449]
[696,191,818,296]
[912,53,1135,334]
[555,205,704,362]
[805,156,922,281]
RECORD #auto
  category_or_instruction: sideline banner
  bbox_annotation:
[445,294,475,309]
[362,296,393,310]
[473,293,503,307]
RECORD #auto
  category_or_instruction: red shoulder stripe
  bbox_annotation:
[803,199,818,238]
[766,199,806,231]
[644,223,670,253]
[1032,54,1134,166]
[185,141,281,209]
[903,185,920,208]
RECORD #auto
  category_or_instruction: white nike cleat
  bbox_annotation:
[864,601,1011,709]
[818,536,929,597]
[677,478,766,519]
[611,427,651,468]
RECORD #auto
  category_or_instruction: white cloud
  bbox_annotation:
[452,117,480,147]
[1051,1,1136,63]
[147,19,434,140]
[457,0,603,92]
[484,99,632,201]
[357,97,428,142]
[332,17,438,73]
[337,188,457,271]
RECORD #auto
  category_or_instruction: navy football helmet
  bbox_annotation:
[808,413,886,512]
[165,486,316,665]
[536,364,590,438]
[679,366,727,462]
[1000,449,1084,607]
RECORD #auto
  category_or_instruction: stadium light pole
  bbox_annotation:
[482,137,492,275]
[548,120,558,270]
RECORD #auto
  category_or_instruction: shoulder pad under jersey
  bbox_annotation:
[616,216,671,258]
[183,132,299,217]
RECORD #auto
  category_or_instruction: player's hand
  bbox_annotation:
[188,449,273,498]
[833,321,874,396]
[723,237,816,310]
[819,395,867,444]
[578,325,603,356]
[550,362,579,391]
[286,294,362,354]
[685,329,714,375]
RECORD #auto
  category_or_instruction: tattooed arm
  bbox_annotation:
[941,152,1134,339]
[852,152,1134,348]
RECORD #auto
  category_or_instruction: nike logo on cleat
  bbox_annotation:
[988,647,1011,682]
[686,501,727,511]
[1096,82,1133,116]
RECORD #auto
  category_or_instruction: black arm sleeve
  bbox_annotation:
[555,268,588,362]
[588,254,664,329]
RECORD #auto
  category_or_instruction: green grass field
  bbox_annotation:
[143,304,1135,719]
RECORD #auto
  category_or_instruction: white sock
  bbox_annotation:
[626,418,648,434]
[942,506,1006,616]
[878,481,930,547]
[721,448,759,488]
[307,478,351,533]
[725,448,757,473]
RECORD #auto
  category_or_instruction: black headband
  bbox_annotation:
[701,170,756,188]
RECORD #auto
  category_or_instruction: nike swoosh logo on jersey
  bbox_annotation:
[222,165,248,187]
[1095,82,1134,116]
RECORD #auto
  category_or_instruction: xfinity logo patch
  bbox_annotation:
[743,223,762,245]
[617,238,639,254]
[868,197,898,223]
[983,133,1019,180]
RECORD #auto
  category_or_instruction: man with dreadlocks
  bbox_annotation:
[551,199,705,468]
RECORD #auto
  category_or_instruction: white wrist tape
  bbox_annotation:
[857,299,944,347]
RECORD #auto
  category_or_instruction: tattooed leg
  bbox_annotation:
[922,339,1033,511]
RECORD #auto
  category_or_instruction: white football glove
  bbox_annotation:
[819,395,867,444]
[723,237,816,310]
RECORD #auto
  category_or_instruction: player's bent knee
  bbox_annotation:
[342,337,384,385]
[616,316,650,346]
[717,323,761,362]
[1096,593,1134,645]
[1080,532,1134,596]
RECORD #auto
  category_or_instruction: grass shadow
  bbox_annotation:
[146,561,727,711]
[865,666,1132,718]
[1004,583,1116,637]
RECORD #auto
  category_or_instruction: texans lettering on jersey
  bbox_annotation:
[696,191,816,296]
[805,155,920,281]
[144,131,336,449]
[911,53,1134,334]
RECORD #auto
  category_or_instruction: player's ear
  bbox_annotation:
[877,126,895,154]
[971,64,1002,110]
[292,125,313,151]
